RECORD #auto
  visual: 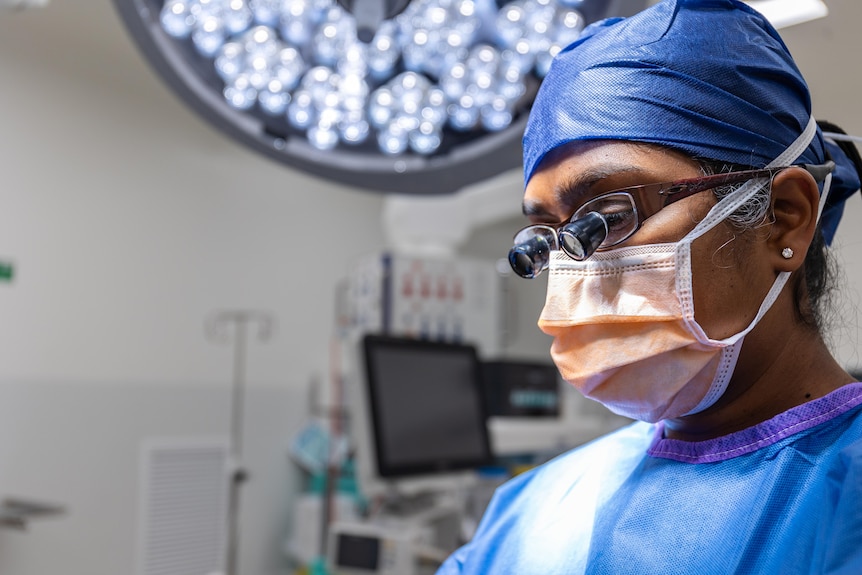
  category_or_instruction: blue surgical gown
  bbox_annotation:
[437,383,862,575]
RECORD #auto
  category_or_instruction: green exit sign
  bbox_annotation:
[0,260,13,283]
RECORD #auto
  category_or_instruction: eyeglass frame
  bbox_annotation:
[512,161,835,264]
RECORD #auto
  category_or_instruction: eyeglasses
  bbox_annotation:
[508,162,835,278]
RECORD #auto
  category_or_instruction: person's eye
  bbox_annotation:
[603,207,635,230]
[587,195,636,232]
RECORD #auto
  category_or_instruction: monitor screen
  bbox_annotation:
[334,532,380,570]
[362,335,493,478]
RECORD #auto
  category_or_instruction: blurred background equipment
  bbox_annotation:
[353,334,493,499]
[323,334,491,575]
[481,360,559,417]
[277,248,633,574]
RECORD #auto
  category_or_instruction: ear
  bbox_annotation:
[766,167,821,272]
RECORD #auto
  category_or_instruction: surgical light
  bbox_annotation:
[114,0,647,194]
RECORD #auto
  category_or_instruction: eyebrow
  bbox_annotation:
[522,164,646,219]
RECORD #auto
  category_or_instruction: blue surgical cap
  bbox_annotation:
[523,0,860,243]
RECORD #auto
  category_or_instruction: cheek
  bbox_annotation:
[689,226,763,339]
[634,192,715,245]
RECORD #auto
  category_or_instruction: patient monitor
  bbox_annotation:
[332,334,493,574]
[350,333,493,500]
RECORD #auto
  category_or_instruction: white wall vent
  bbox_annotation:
[138,437,230,575]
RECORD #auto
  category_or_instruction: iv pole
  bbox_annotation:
[207,310,276,575]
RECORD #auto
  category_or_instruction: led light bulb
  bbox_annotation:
[506,38,534,73]
[440,61,468,100]
[224,73,258,110]
[160,0,194,38]
[280,0,315,46]
[313,7,357,67]
[242,25,279,57]
[368,87,395,129]
[274,46,306,91]
[215,41,245,81]
[480,95,512,131]
[302,66,339,108]
[449,93,479,130]
[473,69,494,92]
[469,43,500,73]
[427,5,447,26]
[339,72,369,112]
[192,14,227,57]
[249,0,280,26]
[496,1,525,46]
[525,1,553,49]
[259,78,290,115]
[498,74,526,103]
[399,0,481,78]
[337,42,368,77]
[391,71,429,102]
[378,122,409,155]
[408,120,442,155]
[287,89,317,129]
[308,122,340,150]
[420,87,447,128]
[554,7,584,46]
[455,0,476,18]
[339,110,370,144]
[367,28,399,81]
[246,51,273,89]
[223,0,254,34]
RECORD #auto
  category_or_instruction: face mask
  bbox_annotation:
[537,117,825,422]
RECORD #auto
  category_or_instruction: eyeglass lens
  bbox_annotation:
[572,192,639,247]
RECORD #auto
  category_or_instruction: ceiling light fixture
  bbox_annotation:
[114,0,647,194]
[743,0,827,29]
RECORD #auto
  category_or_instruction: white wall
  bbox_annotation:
[0,1,861,574]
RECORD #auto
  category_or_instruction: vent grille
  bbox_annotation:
[139,438,230,575]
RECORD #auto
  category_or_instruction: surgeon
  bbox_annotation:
[435,0,862,573]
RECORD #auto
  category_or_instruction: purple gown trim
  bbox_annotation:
[647,382,862,463]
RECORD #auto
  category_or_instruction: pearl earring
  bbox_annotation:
[782,247,794,259]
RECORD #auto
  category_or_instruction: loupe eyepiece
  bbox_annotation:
[559,212,608,261]
[509,234,552,278]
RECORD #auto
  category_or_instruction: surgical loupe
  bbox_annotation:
[508,211,609,278]
[558,212,608,260]
[508,226,555,279]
